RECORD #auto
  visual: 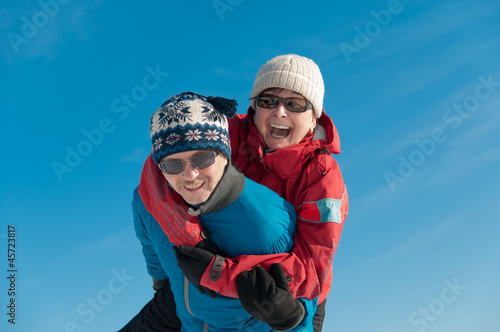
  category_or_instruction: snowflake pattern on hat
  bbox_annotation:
[186,129,202,141]
[154,137,163,151]
[205,129,220,141]
[219,133,229,145]
[201,105,225,123]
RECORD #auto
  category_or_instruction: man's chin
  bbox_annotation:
[182,192,208,206]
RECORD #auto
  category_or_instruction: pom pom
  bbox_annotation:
[206,96,238,117]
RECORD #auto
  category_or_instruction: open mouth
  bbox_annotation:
[183,180,205,191]
[270,124,291,139]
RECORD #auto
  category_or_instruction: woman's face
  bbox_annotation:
[254,89,317,150]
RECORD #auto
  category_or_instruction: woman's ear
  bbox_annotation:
[308,117,317,134]
[311,116,317,130]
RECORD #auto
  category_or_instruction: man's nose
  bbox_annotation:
[181,163,199,181]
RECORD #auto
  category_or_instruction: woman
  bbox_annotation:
[221,54,348,331]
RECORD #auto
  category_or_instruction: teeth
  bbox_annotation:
[184,181,204,189]
[270,124,290,129]
[270,123,290,138]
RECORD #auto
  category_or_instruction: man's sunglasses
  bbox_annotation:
[159,151,220,175]
[255,94,312,113]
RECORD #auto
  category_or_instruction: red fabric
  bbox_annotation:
[200,107,348,303]
[138,155,203,247]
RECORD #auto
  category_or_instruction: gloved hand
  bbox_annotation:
[196,237,227,257]
[194,284,217,299]
[236,263,305,331]
[152,278,166,292]
[174,244,226,298]
[173,244,214,285]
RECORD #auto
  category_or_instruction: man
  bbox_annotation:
[119,92,316,331]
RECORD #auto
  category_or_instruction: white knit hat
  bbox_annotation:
[251,54,325,118]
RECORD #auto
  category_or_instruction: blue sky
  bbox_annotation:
[1,0,499,331]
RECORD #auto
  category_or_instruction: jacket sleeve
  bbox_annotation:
[133,188,168,281]
[294,297,318,331]
[120,190,182,332]
[199,159,348,301]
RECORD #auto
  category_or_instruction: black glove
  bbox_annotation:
[174,238,228,298]
[194,284,217,299]
[174,243,226,299]
[236,263,305,331]
[195,237,228,257]
[173,244,214,285]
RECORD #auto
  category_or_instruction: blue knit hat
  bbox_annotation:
[150,92,237,164]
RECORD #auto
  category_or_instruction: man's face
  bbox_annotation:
[160,150,228,205]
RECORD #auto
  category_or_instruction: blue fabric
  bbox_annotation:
[300,197,343,224]
[297,297,318,331]
[199,178,296,257]
[133,177,316,331]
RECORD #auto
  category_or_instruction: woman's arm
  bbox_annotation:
[198,165,348,301]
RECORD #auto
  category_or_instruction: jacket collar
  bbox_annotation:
[188,163,245,216]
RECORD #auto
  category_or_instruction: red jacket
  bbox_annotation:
[199,107,348,303]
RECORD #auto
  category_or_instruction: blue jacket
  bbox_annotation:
[133,165,317,331]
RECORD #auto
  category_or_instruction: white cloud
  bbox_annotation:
[75,230,136,256]
[214,67,239,78]
[330,0,500,94]
[388,216,461,257]
[400,93,500,186]
[2,0,104,59]
[45,230,136,269]
[377,73,500,158]
[119,146,149,163]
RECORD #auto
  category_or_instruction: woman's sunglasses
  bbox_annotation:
[255,94,312,113]
[159,151,220,174]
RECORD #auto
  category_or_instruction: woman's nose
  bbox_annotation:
[272,102,287,117]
